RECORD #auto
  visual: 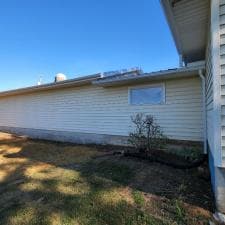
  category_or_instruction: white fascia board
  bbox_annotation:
[160,0,183,56]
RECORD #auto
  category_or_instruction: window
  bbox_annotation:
[129,84,165,105]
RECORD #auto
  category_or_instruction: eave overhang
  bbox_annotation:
[161,0,210,64]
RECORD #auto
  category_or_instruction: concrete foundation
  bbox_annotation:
[0,126,203,149]
[0,126,129,146]
[209,151,225,214]
[213,167,225,213]
[0,125,205,149]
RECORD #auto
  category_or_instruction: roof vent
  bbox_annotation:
[101,67,142,78]
[55,73,67,82]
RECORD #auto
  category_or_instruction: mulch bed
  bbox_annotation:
[124,149,207,169]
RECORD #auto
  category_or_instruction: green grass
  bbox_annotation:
[132,190,145,207]
[174,199,187,225]
[85,160,135,184]
[0,133,213,225]
[167,146,202,161]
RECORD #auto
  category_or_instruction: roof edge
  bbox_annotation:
[93,65,205,87]
[160,0,183,56]
[0,73,101,98]
[0,64,205,97]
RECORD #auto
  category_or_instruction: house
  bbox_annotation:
[0,67,204,146]
[161,0,225,218]
[0,0,224,218]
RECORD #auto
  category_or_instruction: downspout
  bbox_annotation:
[198,69,207,154]
[179,54,184,67]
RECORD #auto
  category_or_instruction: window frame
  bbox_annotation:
[128,83,166,105]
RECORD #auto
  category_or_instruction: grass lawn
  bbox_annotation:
[0,132,213,225]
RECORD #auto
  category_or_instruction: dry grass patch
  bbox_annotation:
[0,132,213,225]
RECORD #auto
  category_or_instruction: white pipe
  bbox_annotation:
[199,69,207,154]
[179,54,183,67]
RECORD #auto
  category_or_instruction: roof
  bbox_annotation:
[0,73,101,97]
[161,0,210,63]
[93,64,205,87]
[0,64,205,97]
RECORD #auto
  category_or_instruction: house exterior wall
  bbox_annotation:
[205,0,225,214]
[0,76,203,144]
[220,0,225,165]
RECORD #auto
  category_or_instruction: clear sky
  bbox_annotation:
[0,0,178,91]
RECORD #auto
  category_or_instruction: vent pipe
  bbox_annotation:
[55,73,67,82]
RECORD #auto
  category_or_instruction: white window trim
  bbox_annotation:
[128,83,166,105]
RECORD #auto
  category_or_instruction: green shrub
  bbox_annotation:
[128,113,167,153]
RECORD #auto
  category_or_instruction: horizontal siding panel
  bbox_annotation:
[222,116,225,126]
[220,54,225,65]
[0,77,203,141]
[222,97,225,107]
[221,86,225,96]
[222,146,225,155]
[222,64,225,73]
[222,140,225,147]
[220,4,225,15]
[221,75,225,85]
[221,44,225,55]
[220,14,225,25]
[220,0,225,5]
[221,126,225,137]
[220,24,225,36]
[221,35,225,47]
[221,105,225,115]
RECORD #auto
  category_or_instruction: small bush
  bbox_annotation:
[128,113,167,153]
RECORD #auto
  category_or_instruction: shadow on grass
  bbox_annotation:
[0,138,213,225]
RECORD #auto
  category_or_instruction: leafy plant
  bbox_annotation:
[128,113,147,152]
[128,113,167,153]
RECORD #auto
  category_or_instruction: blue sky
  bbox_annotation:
[0,0,178,91]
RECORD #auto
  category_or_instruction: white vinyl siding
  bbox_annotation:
[220,0,225,162]
[0,77,203,142]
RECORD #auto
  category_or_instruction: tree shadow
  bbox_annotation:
[0,137,213,225]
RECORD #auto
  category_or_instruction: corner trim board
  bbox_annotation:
[211,0,223,167]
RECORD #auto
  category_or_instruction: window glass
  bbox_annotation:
[130,86,164,105]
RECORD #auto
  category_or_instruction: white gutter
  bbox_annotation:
[93,66,204,87]
[198,69,207,154]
